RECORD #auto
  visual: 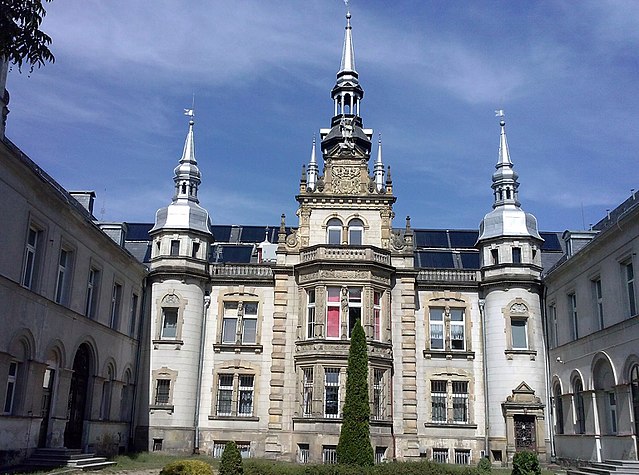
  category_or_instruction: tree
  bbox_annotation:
[0,0,55,73]
[336,319,374,466]
[219,441,243,475]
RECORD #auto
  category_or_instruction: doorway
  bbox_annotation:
[64,344,91,449]
[514,415,536,452]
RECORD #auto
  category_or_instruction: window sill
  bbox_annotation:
[292,416,342,423]
[208,415,259,422]
[504,349,537,360]
[213,344,263,354]
[423,349,475,360]
[424,422,477,429]
[150,404,174,413]
[153,339,184,349]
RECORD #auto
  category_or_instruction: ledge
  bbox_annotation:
[208,415,259,422]
[423,349,475,360]
[153,339,184,349]
[424,422,478,429]
[213,344,263,354]
[292,416,343,423]
[504,349,537,360]
[150,404,174,413]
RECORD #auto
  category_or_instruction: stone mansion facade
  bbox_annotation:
[1,11,637,470]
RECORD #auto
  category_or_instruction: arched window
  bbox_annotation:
[327,218,342,245]
[573,378,586,434]
[348,218,364,245]
[554,383,564,434]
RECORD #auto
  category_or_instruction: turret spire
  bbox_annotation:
[374,133,385,191]
[307,135,319,191]
[331,9,364,120]
[173,108,202,204]
[340,11,356,74]
[491,110,519,208]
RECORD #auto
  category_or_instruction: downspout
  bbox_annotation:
[479,298,490,459]
[389,289,396,461]
[541,284,556,461]
[193,292,211,454]
[129,275,148,449]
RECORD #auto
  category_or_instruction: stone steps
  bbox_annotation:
[23,448,117,471]
[568,460,639,475]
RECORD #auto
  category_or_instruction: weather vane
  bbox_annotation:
[495,109,505,125]
[344,0,350,13]
[184,94,195,121]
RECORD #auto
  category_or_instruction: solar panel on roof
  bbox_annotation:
[125,223,153,241]
[211,225,232,242]
[239,226,270,243]
[414,230,449,248]
[416,251,455,268]
[540,232,562,251]
[448,230,479,248]
[460,251,480,269]
[219,245,254,263]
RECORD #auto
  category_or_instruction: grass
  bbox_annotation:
[103,452,219,472]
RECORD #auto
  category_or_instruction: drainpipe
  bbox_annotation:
[129,275,148,449]
[479,298,490,459]
[193,292,210,454]
[389,290,396,461]
[540,285,556,461]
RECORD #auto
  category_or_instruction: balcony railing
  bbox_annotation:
[300,246,391,265]
[417,268,480,284]
[210,264,273,279]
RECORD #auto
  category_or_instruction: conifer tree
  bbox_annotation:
[219,441,243,475]
[336,319,374,466]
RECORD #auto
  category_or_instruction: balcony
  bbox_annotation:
[210,264,274,281]
[417,268,480,285]
[300,245,391,266]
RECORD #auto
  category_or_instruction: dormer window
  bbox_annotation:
[327,218,342,245]
[348,218,364,245]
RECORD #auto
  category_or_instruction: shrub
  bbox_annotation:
[511,451,540,475]
[336,319,374,467]
[478,456,492,473]
[160,459,214,475]
[219,441,243,475]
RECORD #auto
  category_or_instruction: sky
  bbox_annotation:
[6,0,639,233]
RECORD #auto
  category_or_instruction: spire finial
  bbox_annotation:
[340,2,356,73]
[374,132,385,191]
[307,135,319,191]
[172,105,202,204]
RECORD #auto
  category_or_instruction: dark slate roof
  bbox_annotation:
[211,244,254,264]
[125,223,154,241]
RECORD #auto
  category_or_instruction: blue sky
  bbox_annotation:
[6,0,639,232]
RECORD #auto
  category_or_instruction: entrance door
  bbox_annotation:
[64,345,91,449]
[38,368,54,447]
[514,415,536,452]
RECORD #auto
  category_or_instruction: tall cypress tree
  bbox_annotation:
[336,319,374,466]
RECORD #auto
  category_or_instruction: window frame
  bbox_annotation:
[373,291,382,341]
[623,261,637,317]
[110,282,123,330]
[326,218,342,245]
[306,289,316,339]
[54,246,74,305]
[302,367,313,417]
[3,361,18,415]
[324,367,340,418]
[347,218,364,245]
[85,266,101,319]
[151,367,177,411]
[427,305,469,354]
[326,287,341,339]
[569,293,579,340]
[22,225,42,290]
[592,278,604,330]
[213,372,257,419]
[429,378,471,425]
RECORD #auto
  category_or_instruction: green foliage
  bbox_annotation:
[336,319,374,467]
[219,441,244,475]
[159,459,214,475]
[511,451,540,475]
[0,0,55,73]
[478,456,492,473]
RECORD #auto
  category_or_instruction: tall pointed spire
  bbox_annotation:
[491,110,519,208]
[173,109,201,204]
[340,11,356,73]
[374,133,385,191]
[331,9,364,121]
[307,135,319,191]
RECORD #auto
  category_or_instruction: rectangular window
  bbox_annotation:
[322,446,337,464]
[373,291,382,341]
[22,227,41,289]
[302,367,313,417]
[192,242,200,258]
[375,447,387,465]
[625,262,636,317]
[222,302,238,343]
[593,279,604,330]
[454,449,471,465]
[511,319,528,349]
[161,308,178,339]
[237,375,254,417]
[154,379,170,405]
[55,248,72,305]
[429,308,444,350]
[327,288,341,339]
[85,268,101,319]
[608,392,617,434]
[372,368,385,420]
[452,381,468,423]
[307,290,316,339]
[569,293,578,340]
[450,308,465,350]
[433,448,449,464]
[129,293,139,337]
[237,442,251,459]
[110,283,122,329]
[212,442,226,458]
[170,239,180,256]
[512,247,521,264]
[216,374,234,416]
[548,304,558,348]
[324,368,340,418]
[490,248,499,265]
[348,287,362,336]
[298,444,310,464]
[431,380,447,422]
[3,362,18,414]
[242,302,258,344]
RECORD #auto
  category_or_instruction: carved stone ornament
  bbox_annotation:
[299,272,320,283]
[332,166,360,194]
[162,294,179,305]
[320,269,368,280]
[391,231,405,250]
[510,302,529,314]
[286,231,299,248]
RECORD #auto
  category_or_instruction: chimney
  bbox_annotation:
[70,191,96,216]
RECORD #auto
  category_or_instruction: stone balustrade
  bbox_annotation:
[210,264,274,278]
[417,268,480,283]
[300,246,391,265]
